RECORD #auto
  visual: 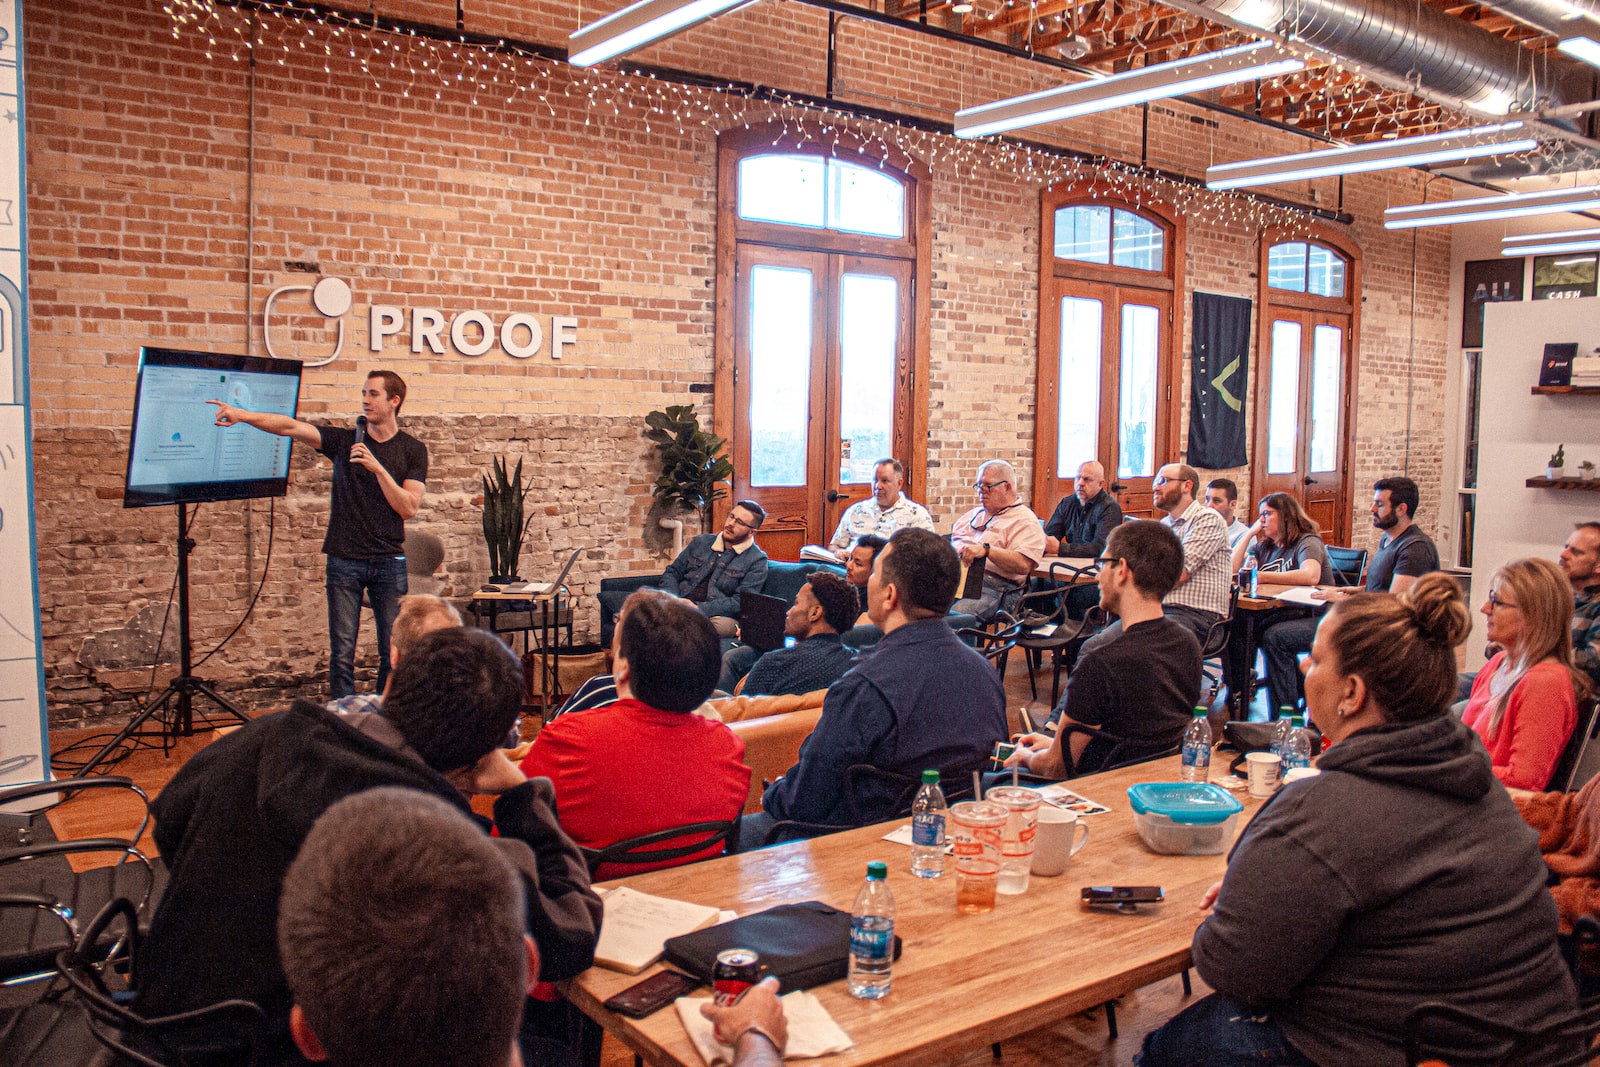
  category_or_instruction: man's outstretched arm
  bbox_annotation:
[208,400,323,448]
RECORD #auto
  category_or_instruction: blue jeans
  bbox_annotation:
[1136,993,1318,1067]
[326,554,408,699]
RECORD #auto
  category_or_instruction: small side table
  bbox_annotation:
[470,588,576,711]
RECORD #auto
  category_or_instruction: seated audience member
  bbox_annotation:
[523,595,749,878]
[326,593,461,714]
[950,459,1048,622]
[738,572,859,696]
[1560,521,1600,692]
[596,500,769,642]
[827,458,934,554]
[1202,477,1252,547]
[1462,557,1585,790]
[1229,491,1329,586]
[1259,476,1441,714]
[1082,463,1229,656]
[278,788,538,1067]
[1042,460,1123,620]
[138,628,601,1065]
[1010,521,1200,777]
[744,528,1007,845]
[1137,574,1580,1067]
[845,534,888,618]
[552,588,667,720]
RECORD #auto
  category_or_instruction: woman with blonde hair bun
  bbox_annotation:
[1461,556,1586,790]
[1137,572,1578,1066]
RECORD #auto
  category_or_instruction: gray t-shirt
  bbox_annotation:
[1251,533,1331,583]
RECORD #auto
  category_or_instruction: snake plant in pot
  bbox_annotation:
[481,455,534,583]
[645,405,734,533]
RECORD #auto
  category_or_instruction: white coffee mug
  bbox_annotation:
[1245,751,1282,798]
[1030,807,1090,876]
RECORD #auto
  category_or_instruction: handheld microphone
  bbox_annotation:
[354,415,367,447]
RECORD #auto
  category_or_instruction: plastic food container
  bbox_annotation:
[1126,783,1245,855]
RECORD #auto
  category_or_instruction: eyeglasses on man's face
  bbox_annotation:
[973,479,1008,492]
[1095,555,1122,568]
[726,513,755,529]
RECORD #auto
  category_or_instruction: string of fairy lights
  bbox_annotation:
[162,0,1555,235]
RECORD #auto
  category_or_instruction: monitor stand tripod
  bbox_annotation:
[78,502,252,776]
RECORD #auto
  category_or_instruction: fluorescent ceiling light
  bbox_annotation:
[1558,35,1600,68]
[1206,123,1540,190]
[1383,185,1600,229]
[569,0,754,67]
[953,41,1304,139]
[1501,227,1600,256]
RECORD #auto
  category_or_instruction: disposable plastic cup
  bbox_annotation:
[949,800,1008,914]
[1245,751,1282,797]
[985,786,1042,895]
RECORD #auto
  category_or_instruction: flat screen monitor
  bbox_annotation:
[123,347,304,509]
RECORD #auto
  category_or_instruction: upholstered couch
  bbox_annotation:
[713,688,827,814]
[597,558,847,647]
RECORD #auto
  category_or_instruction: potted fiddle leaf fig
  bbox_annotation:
[481,455,534,583]
[645,404,734,533]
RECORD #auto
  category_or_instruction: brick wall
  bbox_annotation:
[26,0,1457,723]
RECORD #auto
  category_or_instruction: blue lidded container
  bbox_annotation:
[1126,783,1245,855]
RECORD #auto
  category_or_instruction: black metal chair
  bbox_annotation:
[957,611,1024,678]
[1401,996,1600,1066]
[1016,561,1103,706]
[1199,583,1241,706]
[0,776,160,987]
[55,897,268,1067]
[1548,697,1600,792]
[1056,722,1184,778]
[1324,545,1369,588]
[578,818,741,878]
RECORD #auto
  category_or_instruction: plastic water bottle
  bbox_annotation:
[1282,715,1313,774]
[848,861,895,999]
[1241,552,1260,597]
[1270,708,1294,764]
[1179,706,1212,782]
[910,769,947,878]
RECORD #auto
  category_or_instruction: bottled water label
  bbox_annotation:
[1182,741,1210,768]
[850,920,894,962]
[911,812,945,847]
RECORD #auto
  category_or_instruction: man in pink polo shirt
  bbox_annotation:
[950,459,1048,622]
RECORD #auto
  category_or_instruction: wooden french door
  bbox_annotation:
[731,245,914,560]
[1251,308,1353,538]
[1037,276,1177,521]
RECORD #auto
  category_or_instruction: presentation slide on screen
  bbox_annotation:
[127,365,298,489]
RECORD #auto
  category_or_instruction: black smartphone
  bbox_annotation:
[1081,885,1165,911]
[603,969,702,1019]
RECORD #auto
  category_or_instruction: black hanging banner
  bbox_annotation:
[1187,292,1252,469]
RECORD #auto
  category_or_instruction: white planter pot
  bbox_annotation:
[1548,466,1566,480]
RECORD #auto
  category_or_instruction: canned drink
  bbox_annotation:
[712,948,761,1006]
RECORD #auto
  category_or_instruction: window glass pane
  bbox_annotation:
[1053,205,1111,264]
[1309,324,1342,472]
[747,265,813,486]
[1267,242,1308,292]
[1118,304,1160,478]
[1268,320,1302,474]
[838,273,898,484]
[1057,296,1103,479]
[1307,244,1346,298]
[738,155,825,228]
[1111,210,1165,272]
[828,162,905,238]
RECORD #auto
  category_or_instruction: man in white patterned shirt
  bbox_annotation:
[1081,462,1229,656]
[829,458,935,556]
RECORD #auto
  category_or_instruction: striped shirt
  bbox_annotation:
[1163,499,1232,617]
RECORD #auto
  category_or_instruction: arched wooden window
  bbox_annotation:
[1252,232,1361,542]
[1033,190,1185,521]
[712,126,932,561]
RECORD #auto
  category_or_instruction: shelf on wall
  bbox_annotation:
[1531,385,1600,395]
[1526,477,1600,491]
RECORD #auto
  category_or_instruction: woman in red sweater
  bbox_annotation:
[1462,556,1587,790]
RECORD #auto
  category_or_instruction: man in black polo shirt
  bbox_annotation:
[1259,475,1440,713]
[1042,460,1124,620]
[210,369,428,698]
[1007,520,1201,778]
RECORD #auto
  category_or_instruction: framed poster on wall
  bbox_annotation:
[1532,252,1599,301]
[1462,257,1524,348]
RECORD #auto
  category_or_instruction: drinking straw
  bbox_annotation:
[1012,763,1019,788]
[973,770,982,802]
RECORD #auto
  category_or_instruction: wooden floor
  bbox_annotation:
[33,651,1212,1067]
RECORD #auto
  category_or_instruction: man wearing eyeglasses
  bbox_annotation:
[950,459,1048,622]
[599,500,770,642]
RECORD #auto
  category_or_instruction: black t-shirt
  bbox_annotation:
[1061,616,1201,773]
[1365,524,1439,591]
[315,424,428,559]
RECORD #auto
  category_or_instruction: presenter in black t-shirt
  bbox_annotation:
[209,370,428,698]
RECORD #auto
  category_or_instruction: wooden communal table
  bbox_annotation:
[1224,583,1326,719]
[565,757,1266,1067]
[1030,555,1099,581]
